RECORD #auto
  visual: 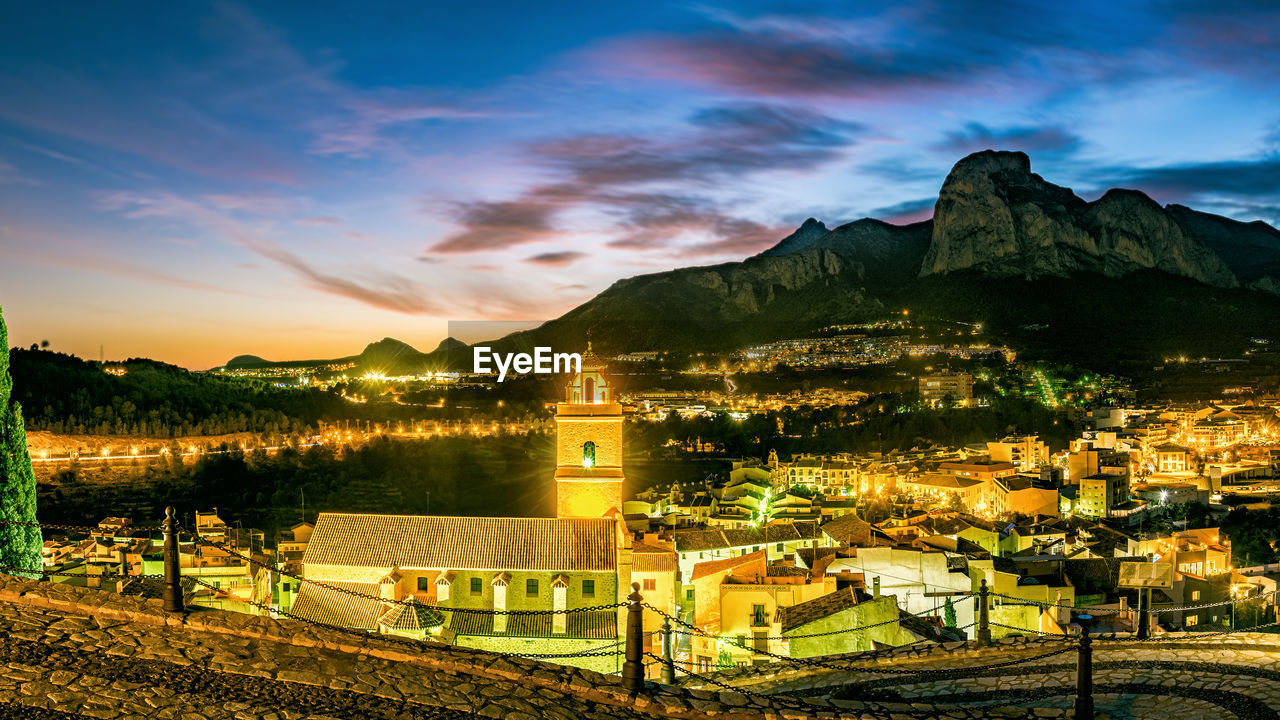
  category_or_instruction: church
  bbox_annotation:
[292,347,671,671]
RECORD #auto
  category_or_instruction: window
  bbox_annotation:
[582,441,596,469]
[582,579,595,597]
[776,543,784,552]
[751,604,768,627]
[470,577,482,595]
[1192,590,1201,601]
[686,588,694,601]
[417,577,430,592]
[282,582,291,593]
[526,579,539,596]
[1186,616,1199,627]
[642,578,656,591]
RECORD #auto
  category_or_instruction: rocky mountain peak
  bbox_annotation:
[759,217,829,256]
[920,150,1238,287]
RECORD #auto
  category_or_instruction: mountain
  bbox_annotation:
[224,354,270,369]
[490,150,1280,369]
[758,217,829,256]
[216,337,436,374]
[921,151,1237,286]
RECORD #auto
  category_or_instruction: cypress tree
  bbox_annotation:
[0,307,41,577]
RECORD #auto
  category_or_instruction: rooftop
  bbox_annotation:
[304,512,617,571]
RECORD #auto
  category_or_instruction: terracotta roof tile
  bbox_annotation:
[305,513,617,571]
[778,587,861,633]
[446,609,617,640]
[291,581,383,629]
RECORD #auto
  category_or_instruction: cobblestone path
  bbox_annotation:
[0,635,477,719]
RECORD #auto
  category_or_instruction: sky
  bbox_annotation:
[0,1,1277,368]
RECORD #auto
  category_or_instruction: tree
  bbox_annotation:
[943,596,958,628]
[0,307,41,577]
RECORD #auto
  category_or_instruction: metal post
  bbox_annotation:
[1075,626,1094,720]
[1136,587,1149,640]
[162,506,184,613]
[977,578,991,647]
[660,616,676,684]
[621,583,645,692]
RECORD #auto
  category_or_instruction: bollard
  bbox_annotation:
[977,578,991,647]
[1135,587,1149,640]
[162,506,184,613]
[621,583,645,692]
[1075,626,1094,720]
[660,616,676,685]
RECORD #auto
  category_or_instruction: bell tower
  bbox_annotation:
[555,344,625,519]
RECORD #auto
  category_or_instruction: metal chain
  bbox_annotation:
[188,577,622,663]
[642,595,968,642]
[0,517,164,534]
[193,535,624,617]
[1138,619,1280,642]
[642,652,815,709]
[990,588,1280,615]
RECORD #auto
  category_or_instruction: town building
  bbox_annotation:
[918,373,974,408]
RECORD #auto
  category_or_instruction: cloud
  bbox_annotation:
[935,123,1082,156]
[431,102,858,255]
[251,243,440,315]
[526,251,587,266]
[297,215,341,226]
[533,103,861,186]
[1105,157,1280,202]
[870,198,936,225]
[0,158,41,186]
[587,2,1278,103]
[431,198,562,252]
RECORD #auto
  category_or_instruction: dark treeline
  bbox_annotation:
[37,434,710,536]
[38,436,553,537]
[1223,507,1280,567]
[9,348,352,437]
[633,393,1078,458]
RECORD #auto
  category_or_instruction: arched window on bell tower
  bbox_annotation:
[585,377,595,404]
[582,441,596,469]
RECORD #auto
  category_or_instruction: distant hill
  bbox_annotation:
[477,150,1280,371]
[217,151,1280,373]
[224,354,270,369]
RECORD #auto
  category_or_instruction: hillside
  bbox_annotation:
[486,151,1280,370]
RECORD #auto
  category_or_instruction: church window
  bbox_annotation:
[582,441,596,469]
[526,579,539,596]
[470,577,482,595]
[417,577,430,591]
[582,579,595,597]
[585,377,595,403]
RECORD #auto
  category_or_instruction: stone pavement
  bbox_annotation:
[3,576,1279,719]
[691,633,1280,720]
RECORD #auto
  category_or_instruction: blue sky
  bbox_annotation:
[0,1,1277,367]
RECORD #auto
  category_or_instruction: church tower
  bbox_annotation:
[554,344,625,519]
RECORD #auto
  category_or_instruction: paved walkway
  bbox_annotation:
[692,635,1280,720]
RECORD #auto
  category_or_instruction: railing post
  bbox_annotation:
[1135,587,1149,640]
[162,506,184,613]
[977,578,991,647]
[1075,626,1094,720]
[660,615,676,684]
[621,583,645,692]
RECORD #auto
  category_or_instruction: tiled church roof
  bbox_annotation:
[304,513,618,571]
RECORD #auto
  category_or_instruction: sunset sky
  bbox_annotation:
[1,1,1277,368]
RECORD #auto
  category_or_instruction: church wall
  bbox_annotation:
[556,479,624,519]
[555,415,623,468]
